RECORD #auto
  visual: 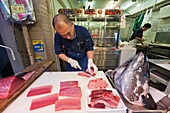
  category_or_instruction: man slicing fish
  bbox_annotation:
[52,14,98,73]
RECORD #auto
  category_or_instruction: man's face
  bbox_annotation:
[143,27,149,31]
[55,22,75,40]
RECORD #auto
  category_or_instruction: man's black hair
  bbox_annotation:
[52,14,72,29]
[143,23,151,28]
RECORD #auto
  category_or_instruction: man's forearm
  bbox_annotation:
[58,51,94,62]
[57,54,69,62]
[135,37,141,40]
[87,51,93,59]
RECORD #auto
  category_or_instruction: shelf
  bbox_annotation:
[92,37,114,39]
[105,37,115,38]
[86,26,118,28]
[106,26,119,28]
[72,16,120,48]
[92,37,103,39]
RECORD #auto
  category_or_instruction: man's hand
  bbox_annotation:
[88,59,98,73]
[68,58,82,70]
[140,38,145,41]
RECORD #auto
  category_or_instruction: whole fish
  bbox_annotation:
[106,52,150,106]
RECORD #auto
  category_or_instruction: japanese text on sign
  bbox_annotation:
[84,9,96,14]
[11,4,26,13]
[58,9,77,15]
[105,9,121,15]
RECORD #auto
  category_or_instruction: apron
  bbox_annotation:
[66,51,88,71]
[129,39,139,48]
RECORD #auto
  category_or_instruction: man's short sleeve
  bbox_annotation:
[54,33,64,55]
[84,29,94,51]
[134,29,143,38]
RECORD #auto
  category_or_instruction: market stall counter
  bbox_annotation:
[2,71,127,113]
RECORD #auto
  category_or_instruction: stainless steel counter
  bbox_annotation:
[149,59,170,71]
[149,59,170,95]
[149,43,170,48]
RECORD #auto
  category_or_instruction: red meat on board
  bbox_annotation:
[30,93,58,110]
[0,76,25,99]
[88,78,108,89]
[60,81,78,89]
[27,85,52,97]
[59,87,82,98]
[22,71,35,81]
[55,98,81,111]
[88,89,120,109]
[78,68,96,78]
[78,72,91,78]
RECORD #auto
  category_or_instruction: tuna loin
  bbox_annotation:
[60,81,78,89]
[59,87,82,98]
[30,93,58,110]
[55,98,81,111]
[0,76,25,99]
[27,85,52,97]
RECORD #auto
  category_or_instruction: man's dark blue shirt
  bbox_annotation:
[130,28,143,40]
[54,25,94,61]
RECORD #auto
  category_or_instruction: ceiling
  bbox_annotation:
[59,0,128,9]
[57,0,170,15]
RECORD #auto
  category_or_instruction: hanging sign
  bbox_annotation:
[105,9,121,15]
[36,56,43,62]
[32,40,44,52]
[0,0,36,24]
[58,9,77,15]
[84,9,96,14]
[11,4,26,13]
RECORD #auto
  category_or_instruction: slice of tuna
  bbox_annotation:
[78,69,96,78]
[30,93,58,110]
[90,89,112,96]
[78,72,91,78]
[88,78,108,89]
[59,87,82,98]
[88,103,105,108]
[22,71,35,81]
[27,85,52,97]
[90,95,120,108]
[88,89,120,109]
[55,98,81,111]
[60,81,78,89]
[0,76,25,99]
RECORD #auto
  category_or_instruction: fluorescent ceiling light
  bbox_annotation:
[107,1,116,9]
[121,1,135,10]
[88,1,92,7]
[86,1,93,9]
[137,3,140,7]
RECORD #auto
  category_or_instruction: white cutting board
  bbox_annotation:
[3,71,126,113]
